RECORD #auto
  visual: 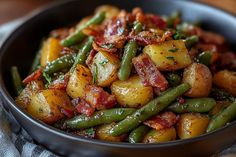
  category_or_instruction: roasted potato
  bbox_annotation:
[96,123,126,142]
[143,40,192,71]
[66,65,92,99]
[183,63,212,97]
[111,75,153,108]
[95,5,120,19]
[143,127,176,143]
[27,89,74,124]
[213,70,236,96]
[177,113,209,139]
[91,51,120,87]
[15,80,44,109]
[40,37,62,67]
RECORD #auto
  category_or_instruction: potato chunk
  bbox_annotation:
[111,75,153,108]
[213,70,236,96]
[177,113,209,139]
[183,63,212,97]
[40,37,62,67]
[96,123,126,142]
[28,89,73,124]
[15,80,44,109]
[91,51,120,87]
[143,127,176,143]
[143,40,191,71]
[66,65,92,99]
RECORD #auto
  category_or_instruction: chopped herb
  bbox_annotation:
[168,48,179,52]
[92,64,98,84]
[101,44,114,49]
[86,128,95,136]
[99,59,109,66]
[166,56,175,60]
[43,71,52,84]
[38,108,43,113]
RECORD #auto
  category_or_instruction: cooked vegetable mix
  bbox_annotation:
[12,5,236,143]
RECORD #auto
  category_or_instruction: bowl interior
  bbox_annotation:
[0,0,236,150]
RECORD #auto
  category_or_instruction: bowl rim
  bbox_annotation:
[0,0,236,149]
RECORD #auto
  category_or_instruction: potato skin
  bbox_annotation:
[40,37,62,67]
[143,127,176,143]
[183,63,212,97]
[15,80,44,109]
[66,65,92,99]
[92,51,120,87]
[213,70,236,96]
[177,113,209,139]
[27,89,73,124]
[111,75,153,108]
[96,123,126,142]
[143,40,192,71]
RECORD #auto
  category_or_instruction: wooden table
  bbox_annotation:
[0,0,235,25]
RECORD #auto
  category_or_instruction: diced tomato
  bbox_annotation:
[75,99,95,116]
[84,85,116,110]
[132,54,168,91]
[22,69,42,84]
[144,112,178,131]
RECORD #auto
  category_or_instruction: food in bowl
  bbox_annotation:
[11,5,236,143]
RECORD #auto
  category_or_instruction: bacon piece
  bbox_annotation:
[144,112,178,131]
[218,51,236,70]
[86,49,97,68]
[22,69,42,84]
[132,54,168,91]
[48,74,69,90]
[195,28,225,45]
[60,108,74,118]
[75,98,95,116]
[129,30,173,46]
[146,14,167,30]
[84,85,116,110]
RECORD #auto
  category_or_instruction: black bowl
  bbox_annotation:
[1,0,236,156]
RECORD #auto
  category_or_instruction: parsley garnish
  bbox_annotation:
[166,56,175,60]
[168,48,179,52]
[99,59,109,66]
[92,64,98,84]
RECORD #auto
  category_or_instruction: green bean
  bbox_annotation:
[118,40,138,81]
[185,35,199,49]
[168,98,216,113]
[207,101,236,133]
[118,22,142,81]
[133,21,142,34]
[211,88,235,102]
[43,54,76,75]
[70,37,93,72]
[29,50,41,74]
[64,108,135,129]
[11,66,23,95]
[110,83,190,136]
[167,10,181,28]
[197,51,212,66]
[166,73,181,86]
[129,125,150,143]
[61,11,105,46]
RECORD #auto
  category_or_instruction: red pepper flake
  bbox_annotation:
[177,97,185,104]
[22,69,42,84]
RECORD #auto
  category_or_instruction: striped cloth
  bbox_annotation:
[0,18,236,157]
